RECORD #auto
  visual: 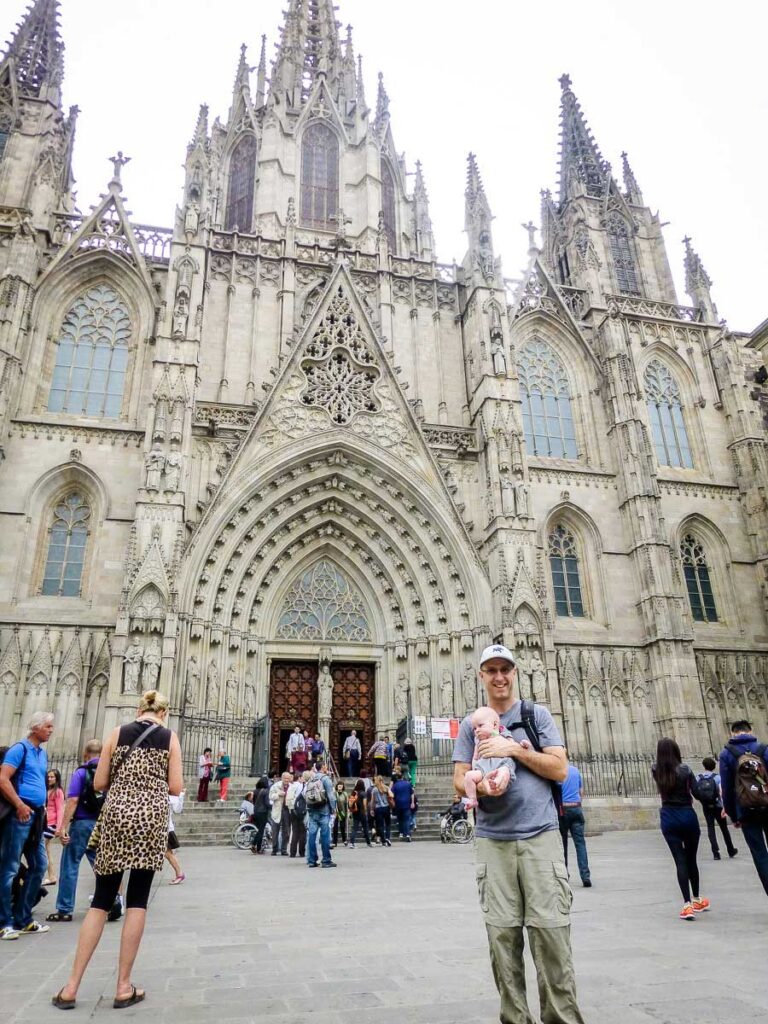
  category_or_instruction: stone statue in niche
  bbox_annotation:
[122,638,143,695]
[501,476,516,517]
[225,664,238,714]
[152,399,167,442]
[169,402,184,443]
[491,333,507,376]
[417,670,431,715]
[164,450,183,493]
[172,293,190,339]
[440,669,454,716]
[243,672,256,718]
[461,663,476,712]
[515,652,532,700]
[142,638,162,690]
[184,200,200,238]
[318,663,334,719]
[529,654,547,702]
[394,672,409,719]
[145,444,165,491]
[514,476,530,518]
[206,660,219,710]
[184,654,200,709]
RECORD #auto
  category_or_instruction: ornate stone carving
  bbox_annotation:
[416,670,431,715]
[276,560,371,642]
[141,638,161,689]
[122,638,143,695]
[184,654,200,709]
[440,669,454,716]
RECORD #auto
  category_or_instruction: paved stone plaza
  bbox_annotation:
[1,830,766,1023]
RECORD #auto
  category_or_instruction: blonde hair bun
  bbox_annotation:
[138,689,169,715]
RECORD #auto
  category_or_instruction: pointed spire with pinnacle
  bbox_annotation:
[255,35,267,106]
[557,73,608,202]
[269,0,343,109]
[356,54,367,111]
[374,71,390,137]
[189,103,209,153]
[413,160,434,259]
[1,0,64,103]
[683,236,717,320]
[464,153,496,284]
[621,151,644,205]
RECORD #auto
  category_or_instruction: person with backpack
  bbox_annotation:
[452,645,587,1024]
[369,776,393,846]
[347,779,372,848]
[305,762,337,868]
[696,756,737,861]
[0,711,55,940]
[46,740,104,923]
[652,738,709,921]
[286,771,308,858]
[719,719,768,896]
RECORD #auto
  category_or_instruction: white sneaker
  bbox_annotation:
[0,927,20,940]
[19,921,49,934]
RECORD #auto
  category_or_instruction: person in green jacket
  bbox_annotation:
[332,781,348,847]
[216,750,231,802]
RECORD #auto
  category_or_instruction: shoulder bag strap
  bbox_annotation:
[112,722,161,782]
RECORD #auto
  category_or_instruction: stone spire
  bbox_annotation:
[188,103,209,154]
[374,71,390,137]
[0,0,64,104]
[683,236,717,320]
[621,150,644,205]
[270,0,343,109]
[356,54,367,111]
[255,34,267,107]
[229,43,251,118]
[413,160,434,260]
[464,153,496,284]
[557,73,608,202]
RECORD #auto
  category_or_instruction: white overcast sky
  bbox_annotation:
[6,0,767,331]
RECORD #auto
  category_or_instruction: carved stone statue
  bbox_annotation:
[184,199,199,237]
[461,663,476,712]
[491,334,507,376]
[417,670,431,715]
[318,663,334,719]
[122,638,143,695]
[164,450,183,492]
[145,444,165,491]
[169,402,184,443]
[501,476,516,517]
[440,669,454,716]
[514,476,530,518]
[243,671,255,719]
[152,400,167,442]
[530,654,547,702]
[172,293,189,339]
[141,638,161,690]
[515,652,532,700]
[394,672,409,718]
[184,654,200,709]
[206,660,219,710]
[225,664,238,714]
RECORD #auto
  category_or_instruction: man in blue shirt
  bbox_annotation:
[559,761,592,887]
[0,711,55,939]
[719,719,768,897]
[305,762,337,868]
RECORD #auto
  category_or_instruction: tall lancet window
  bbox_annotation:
[607,214,639,295]
[548,525,585,617]
[224,134,257,231]
[680,534,718,622]
[301,122,339,230]
[41,493,91,597]
[644,359,693,468]
[518,340,578,459]
[48,284,131,418]
[381,160,397,252]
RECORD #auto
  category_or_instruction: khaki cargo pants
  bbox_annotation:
[475,829,586,1024]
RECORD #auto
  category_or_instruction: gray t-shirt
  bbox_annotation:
[452,701,563,841]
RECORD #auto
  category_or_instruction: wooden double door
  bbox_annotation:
[268,660,375,774]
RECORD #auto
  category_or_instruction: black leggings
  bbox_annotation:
[92,869,154,911]
[660,807,700,902]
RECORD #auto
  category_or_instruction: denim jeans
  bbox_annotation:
[350,813,370,845]
[0,813,47,929]
[395,806,412,838]
[306,811,332,865]
[741,812,768,897]
[559,807,591,882]
[56,818,96,915]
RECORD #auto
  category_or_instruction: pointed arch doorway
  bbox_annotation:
[267,559,377,774]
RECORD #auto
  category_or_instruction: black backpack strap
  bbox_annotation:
[520,699,542,752]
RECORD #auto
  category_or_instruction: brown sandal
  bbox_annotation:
[113,985,145,1009]
[52,989,76,1010]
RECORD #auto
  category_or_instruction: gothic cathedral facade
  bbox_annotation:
[1,0,767,768]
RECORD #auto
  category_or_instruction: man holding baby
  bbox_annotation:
[452,644,586,1024]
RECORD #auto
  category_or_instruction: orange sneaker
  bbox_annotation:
[679,902,695,920]
[692,896,710,913]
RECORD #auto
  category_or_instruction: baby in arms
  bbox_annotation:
[462,706,529,809]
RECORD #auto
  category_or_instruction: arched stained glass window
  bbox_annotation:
[48,284,131,418]
[381,160,397,253]
[680,534,718,622]
[518,340,578,459]
[277,560,371,641]
[41,493,90,597]
[300,123,339,230]
[548,525,585,617]
[607,214,639,295]
[644,359,693,468]
[224,134,257,231]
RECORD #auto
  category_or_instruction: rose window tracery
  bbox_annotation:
[277,560,371,641]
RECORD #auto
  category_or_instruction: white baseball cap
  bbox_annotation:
[479,644,516,667]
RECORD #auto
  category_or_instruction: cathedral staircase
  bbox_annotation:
[174,772,458,846]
